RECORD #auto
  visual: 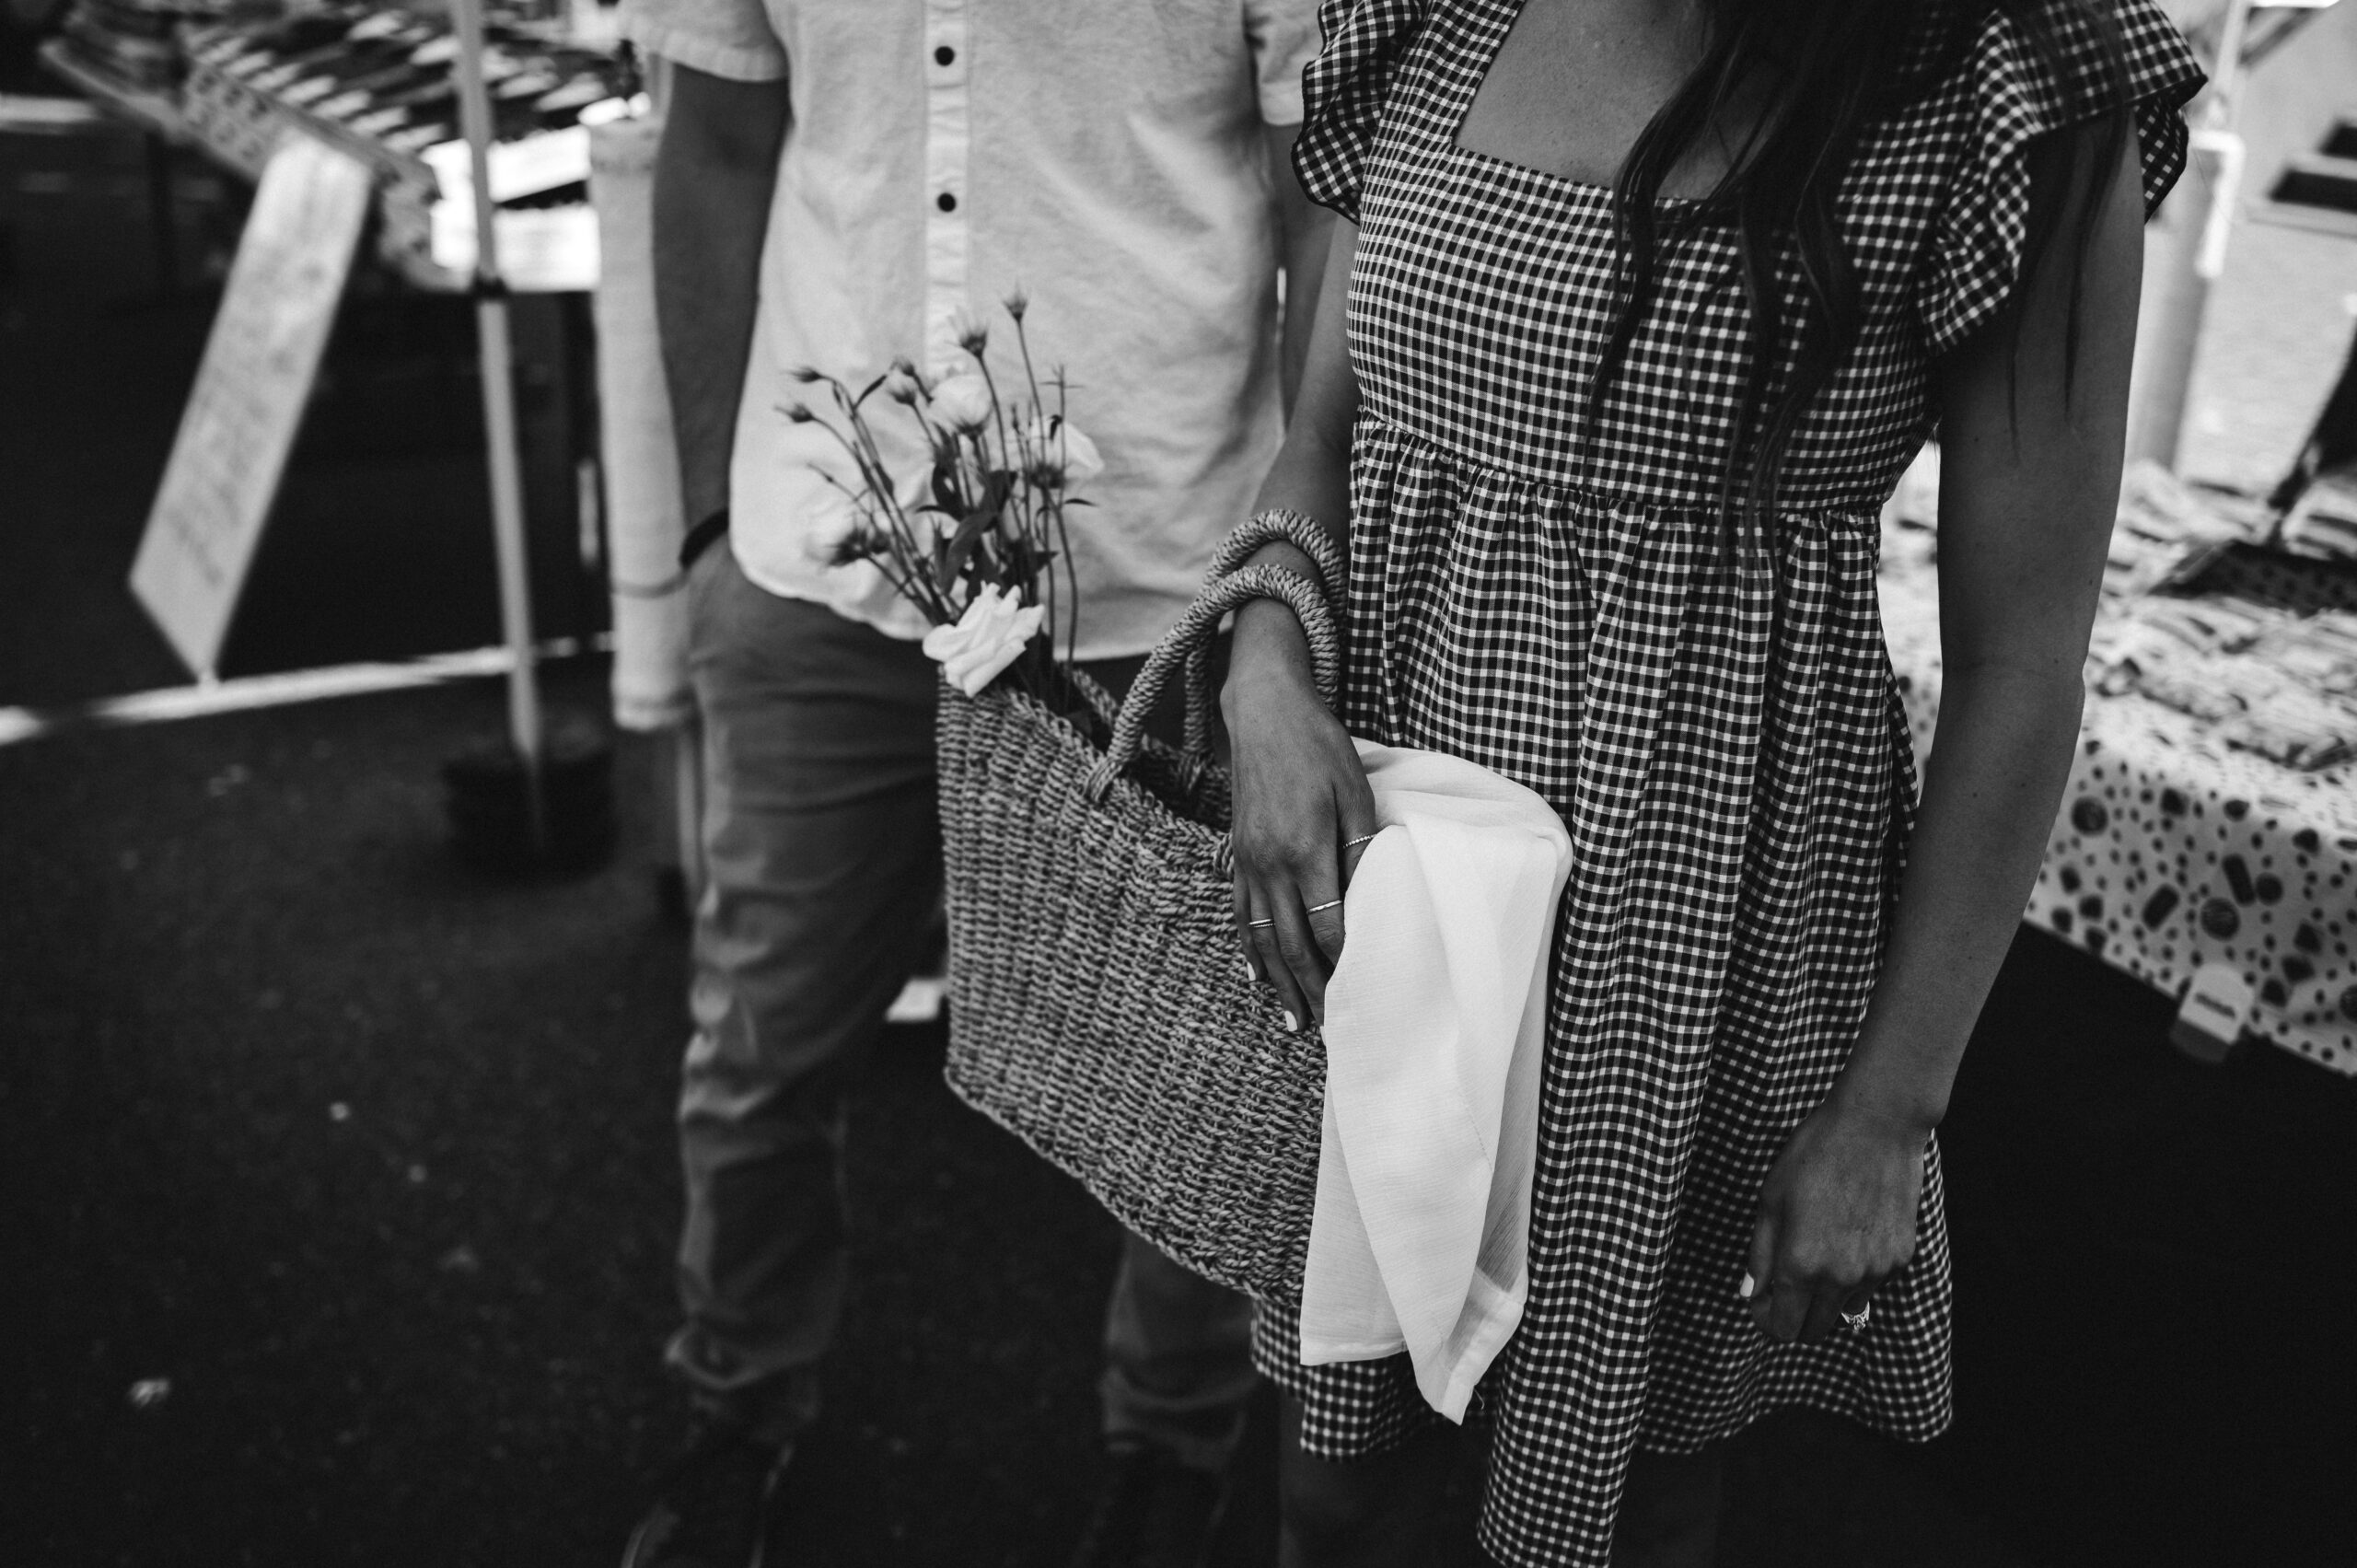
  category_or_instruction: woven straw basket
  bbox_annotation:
[937,565,1339,1301]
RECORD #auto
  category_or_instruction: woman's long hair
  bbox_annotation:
[1594,0,2132,545]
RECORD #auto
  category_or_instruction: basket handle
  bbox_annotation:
[1203,507,1348,600]
[1183,509,1347,761]
[1085,564,1340,803]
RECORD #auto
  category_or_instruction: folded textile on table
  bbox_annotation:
[1300,741,1573,1422]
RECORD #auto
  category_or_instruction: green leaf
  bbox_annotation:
[932,465,963,515]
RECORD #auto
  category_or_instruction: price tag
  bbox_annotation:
[2170,960,2255,1064]
[130,134,372,679]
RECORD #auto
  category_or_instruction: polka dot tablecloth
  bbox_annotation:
[1880,553,2357,1075]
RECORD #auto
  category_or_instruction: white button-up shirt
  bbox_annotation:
[623,0,1322,658]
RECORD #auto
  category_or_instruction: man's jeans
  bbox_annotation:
[670,547,1256,1468]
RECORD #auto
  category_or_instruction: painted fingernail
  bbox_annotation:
[1283,1009,1298,1033]
[1738,1272,1756,1301]
[1241,958,1257,983]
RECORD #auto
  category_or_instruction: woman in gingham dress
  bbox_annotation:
[1217,0,2200,1562]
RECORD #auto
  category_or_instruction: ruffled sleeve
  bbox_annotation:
[1915,0,2204,359]
[1291,0,1429,224]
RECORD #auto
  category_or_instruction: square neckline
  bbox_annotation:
[1440,0,1704,209]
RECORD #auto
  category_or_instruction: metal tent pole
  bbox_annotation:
[2127,0,2256,470]
[450,0,548,852]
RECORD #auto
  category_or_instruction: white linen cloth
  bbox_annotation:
[1300,740,1573,1422]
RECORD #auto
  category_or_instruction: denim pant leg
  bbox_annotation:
[1097,1231,1260,1471]
[1079,650,1260,1473]
[668,549,943,1444]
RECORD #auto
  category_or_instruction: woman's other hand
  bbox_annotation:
[1224,597,1377,1033]
[1742,1092,1929,1343]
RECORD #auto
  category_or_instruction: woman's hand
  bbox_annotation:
[1742,1089,1930,1343]
[1223,599,1377,1034]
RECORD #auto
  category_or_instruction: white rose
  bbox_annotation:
[929,370,995,433]
[921,583,1047,697]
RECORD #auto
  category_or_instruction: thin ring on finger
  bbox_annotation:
[1247,908,1310,1033]
[1306,898,1342,914]
[1792,1286,1852,1345]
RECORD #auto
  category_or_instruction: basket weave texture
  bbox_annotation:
[937,565,1336,1301]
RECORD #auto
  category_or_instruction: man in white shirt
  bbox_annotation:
[616,2,1329,1563]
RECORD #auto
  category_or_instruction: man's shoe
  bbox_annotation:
[621,1422,791,1568]
[1067,1441,1230,1568]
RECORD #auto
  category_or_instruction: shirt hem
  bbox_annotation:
[622,18,789,83]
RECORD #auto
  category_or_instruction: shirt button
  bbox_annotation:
[936,192,958,212]
[934,44,954,65]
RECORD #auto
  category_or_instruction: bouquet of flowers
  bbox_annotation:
[783,293,1101,700]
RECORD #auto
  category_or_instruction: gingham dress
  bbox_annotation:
[1248,2,2201,1562]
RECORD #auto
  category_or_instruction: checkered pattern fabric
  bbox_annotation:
[1252,3,2201,1565]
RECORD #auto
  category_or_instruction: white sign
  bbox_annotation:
[2171,960,2256,1064]
[131,134,373,679]
[424,124,593,204]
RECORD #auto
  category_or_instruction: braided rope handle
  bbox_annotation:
[1184,509,1347,761]
[1204,507,1346,599]
[1061,663,1121,732]
[1085,563,1339,804]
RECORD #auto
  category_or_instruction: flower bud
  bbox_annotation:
[948,307,989,357]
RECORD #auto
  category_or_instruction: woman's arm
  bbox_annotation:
[1266,123,1341,417]
[1747,119,2145,1343]
[1223,222,1374,1033]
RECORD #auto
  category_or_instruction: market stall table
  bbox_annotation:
[1879,495,2357,1076]
[39,0,629,292]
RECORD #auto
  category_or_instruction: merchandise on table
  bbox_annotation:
[53,0,237,93]
[184,7,632,149]
[2280,471,2357,563]
[1878,449,2357,1075]
[2104,459,2268,598]
[54,0,636,290]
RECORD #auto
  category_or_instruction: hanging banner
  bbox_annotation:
[131,133,373,679]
